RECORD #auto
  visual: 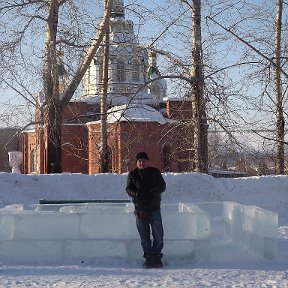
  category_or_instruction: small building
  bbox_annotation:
[0,128,20,172]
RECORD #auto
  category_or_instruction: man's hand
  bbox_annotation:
[137,209,148,220]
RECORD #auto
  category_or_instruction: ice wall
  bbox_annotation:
[196,202,278,260]
[0,202,277,264]
[0,203,210,264]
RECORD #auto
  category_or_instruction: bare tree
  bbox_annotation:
[274,0,284,174]
[2,0,288,175]
[0,0,113,173]
[144,0,208,173]
[201,0,288,174]
[190,0,208,173]
[99,0,110,173]
[44,0,113,173]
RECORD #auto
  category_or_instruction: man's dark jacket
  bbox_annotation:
[126,166,166,211]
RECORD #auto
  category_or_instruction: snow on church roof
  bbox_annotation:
[107,104,172,124]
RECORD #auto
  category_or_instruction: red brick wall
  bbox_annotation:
[63,101,98,123]
[118,121,168,172]
[86,119,194,174]
[86,122,101,174]
[61,124,89,173]
[46,116,193,173]
[166,100,192,120]
[20,100,195,174]
[87,121,173,173]
[18,131,36,174]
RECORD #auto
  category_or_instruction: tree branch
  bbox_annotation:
[61,0,113,109]
[206,15,288,79]
[3,80,37,107]
[0,0,47,12]
[252,129,288,145]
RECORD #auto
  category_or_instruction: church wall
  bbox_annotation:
[86,122,122,174]
[86,121,179,174]
[63,102,98,124]
[166,100,192,120]
[117,121,177,173]
[61,124,89,173]
[126,120,195,173]
[20,124,89,174]
[20,101,195,174]
[18,131,36,174]
[87,123,101,174]
[85,119,194,174]
[17,132,35,173]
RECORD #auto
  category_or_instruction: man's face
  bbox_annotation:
[136,158,149,169]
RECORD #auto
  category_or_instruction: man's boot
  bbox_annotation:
[143,255,155,268]
[153,254,163,268]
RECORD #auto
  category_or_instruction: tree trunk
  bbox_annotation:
[43,0,62,173]
[100,0,110,173]
[60,0,113,109]
[42,0,112,173]
[274,0,284,174]
[191,0,208,173]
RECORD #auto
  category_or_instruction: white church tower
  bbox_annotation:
[82,0,166,106]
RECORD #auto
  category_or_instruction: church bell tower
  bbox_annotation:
[82,0,164,106]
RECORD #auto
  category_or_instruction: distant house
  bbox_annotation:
[19,0,197,174]
[0,128,20,172]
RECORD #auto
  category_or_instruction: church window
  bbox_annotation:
[84,68,90,94]
[132,61,139,82]
[117,61,126,82]
[30,149,36,173]
[98,62,103,83]
[162,145,172,172]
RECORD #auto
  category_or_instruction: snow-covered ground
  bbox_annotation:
[0,172,287,287]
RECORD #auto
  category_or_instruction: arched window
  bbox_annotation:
[107,146,112,173]
[98,62,103,84]
[117,60,126,82]
[86,67,90,91]
[162,145,172,172]
[132,61,139,82]
[30,149,36,173]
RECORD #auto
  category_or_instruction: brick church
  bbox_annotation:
[19,0,194,174]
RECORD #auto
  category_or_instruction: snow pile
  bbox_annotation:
[0,172,287,287]
[0,172,286,224]
[107,104,171,124]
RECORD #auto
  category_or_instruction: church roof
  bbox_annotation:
[106,104,172,124]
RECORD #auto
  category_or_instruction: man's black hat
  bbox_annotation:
[136,152,149,161]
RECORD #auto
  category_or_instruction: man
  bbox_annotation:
[126,152,166,268]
